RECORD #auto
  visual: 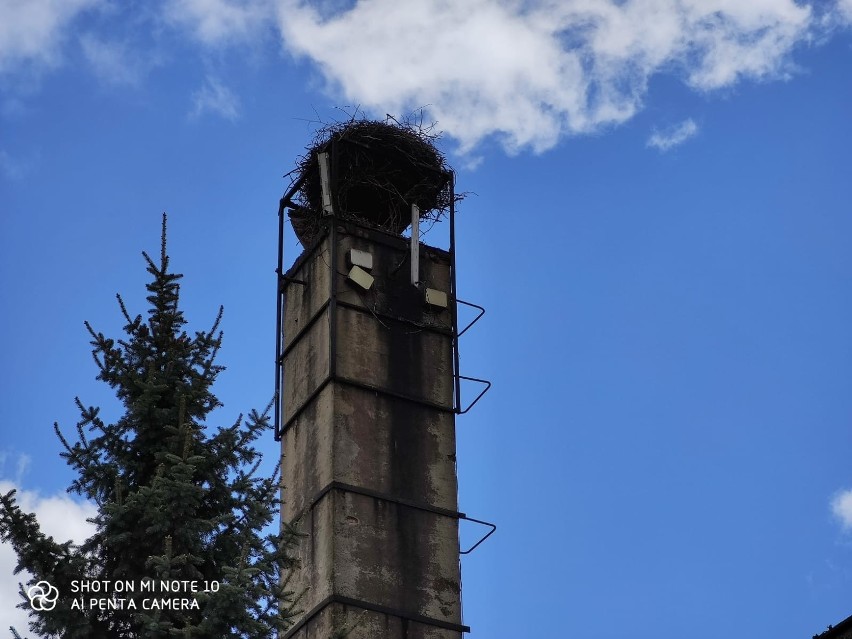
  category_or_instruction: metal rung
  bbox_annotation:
[456,299,485,337]
[460,514,497,555]
[455,374,491,414]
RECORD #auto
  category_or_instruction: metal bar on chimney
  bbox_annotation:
[411,203,420,286]
[318,151,333,216]
[274,197,285,441]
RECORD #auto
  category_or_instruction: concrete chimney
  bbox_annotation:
[277,218,466,638]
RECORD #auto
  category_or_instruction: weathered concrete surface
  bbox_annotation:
[333,385,458,511]
[281,306,329,424]
[280,222,463,638]
[336,306,454,408]
[287,603,463,639]
[282,240,332,351]
[332,491,461,621]
[281,384,335,517]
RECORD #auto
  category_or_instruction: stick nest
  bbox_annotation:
[288,117,456,246]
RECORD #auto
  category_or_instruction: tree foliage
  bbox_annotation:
[0,216,299,638]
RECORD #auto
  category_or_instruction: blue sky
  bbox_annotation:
[2,1,852,636]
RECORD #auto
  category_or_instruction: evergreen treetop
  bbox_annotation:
[0,215,299,638]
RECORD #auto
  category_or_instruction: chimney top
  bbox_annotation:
[288,118,455,246]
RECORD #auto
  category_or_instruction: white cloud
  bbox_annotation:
[0,0,101,73]
[164,0,274,46]
[837,0,852,23]
[274,0,815,154]
[79,34,149,87]
[0,480,96,636]
[832,489,852,531]
[14,454,31,484]
[4,0,851,155]
[190,75,241,120]
[647,118,699,151]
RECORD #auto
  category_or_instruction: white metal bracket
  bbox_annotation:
[318,151,333,216]
[410,203,420,286]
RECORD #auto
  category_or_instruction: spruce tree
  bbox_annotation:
[0,216,299,638]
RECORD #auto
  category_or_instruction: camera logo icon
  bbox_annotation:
[27,581,59,611]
